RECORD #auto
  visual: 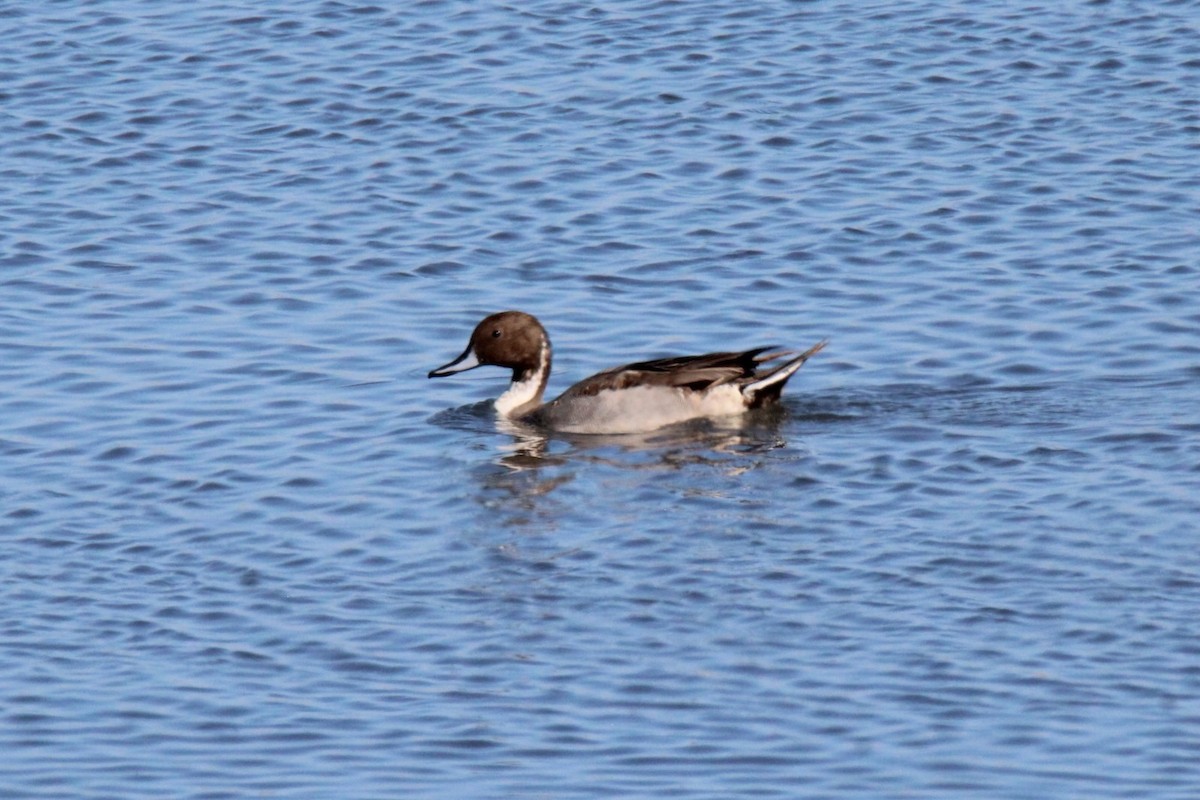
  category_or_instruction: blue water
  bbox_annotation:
[3,2,1199,798]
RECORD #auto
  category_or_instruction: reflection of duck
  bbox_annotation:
[429,311,827,435]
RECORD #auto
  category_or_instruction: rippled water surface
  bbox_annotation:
[3,2,1199,798]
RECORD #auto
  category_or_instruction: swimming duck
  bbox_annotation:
[428,311,826,434]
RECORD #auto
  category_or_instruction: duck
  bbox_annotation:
[428,311,826,435]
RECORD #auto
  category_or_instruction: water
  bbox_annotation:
[2,1,1199,797]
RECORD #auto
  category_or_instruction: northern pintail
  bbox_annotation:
[428,311,827,435]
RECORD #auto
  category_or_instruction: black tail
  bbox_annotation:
[743,340,827,406]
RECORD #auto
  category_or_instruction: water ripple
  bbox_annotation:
[2,2,1200,799]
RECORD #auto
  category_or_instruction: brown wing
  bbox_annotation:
[561,347,784,397]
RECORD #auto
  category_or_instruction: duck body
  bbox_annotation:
[428,311,826,435]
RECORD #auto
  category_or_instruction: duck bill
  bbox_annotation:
[428,345,481,378]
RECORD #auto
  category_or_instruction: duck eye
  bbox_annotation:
[491,329,502,338]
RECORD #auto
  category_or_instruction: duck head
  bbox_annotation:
[428,311,549,380]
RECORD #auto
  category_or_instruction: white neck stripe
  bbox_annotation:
[495,367,546,416]
[494,341,550,417]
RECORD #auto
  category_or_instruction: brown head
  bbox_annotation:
[428,311,551,383]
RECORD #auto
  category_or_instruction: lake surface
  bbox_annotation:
[2,1,1199,798]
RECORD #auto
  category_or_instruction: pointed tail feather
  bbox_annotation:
[743,340,827,405]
